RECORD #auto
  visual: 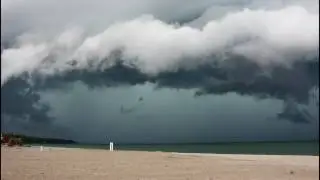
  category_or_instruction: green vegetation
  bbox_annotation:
[1,133,76,144]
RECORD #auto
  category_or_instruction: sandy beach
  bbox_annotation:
[1,146,319,180]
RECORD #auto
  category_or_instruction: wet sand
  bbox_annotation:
[1,146,319,180]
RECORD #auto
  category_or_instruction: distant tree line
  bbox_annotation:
[1,133,76,144]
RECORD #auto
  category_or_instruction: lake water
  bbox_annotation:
[37,141,319,155]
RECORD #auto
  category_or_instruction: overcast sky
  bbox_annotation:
[1,0,319,143]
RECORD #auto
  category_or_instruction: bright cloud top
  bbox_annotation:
[1,5,319,85]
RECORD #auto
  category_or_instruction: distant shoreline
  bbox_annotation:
[2,133,318,156]
[80,140,319,146]
[23,145,319,157]
[3,132,318,146]
[1,133,76,144]
[23,141,319,156]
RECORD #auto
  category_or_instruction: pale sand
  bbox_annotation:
[1,146,319,180]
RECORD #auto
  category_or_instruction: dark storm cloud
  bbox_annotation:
[5,54,313,125]
[194,60,319,103]
[0,76,73,138]
[30,55,318,104]
[277,104,313,124]
[1,0,319,141]
[1,77,53,123]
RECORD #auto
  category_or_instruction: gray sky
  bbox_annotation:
[34,82,318,143]
[1,0,319,143]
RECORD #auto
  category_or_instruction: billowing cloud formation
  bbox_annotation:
[1,77,72,138]
[1,5,319,83]
[1,0,319,141]
[1,77,52,123]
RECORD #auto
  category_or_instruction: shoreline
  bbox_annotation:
[3,145,319,158]
[34,145,320,156]
[17,143,320,156]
